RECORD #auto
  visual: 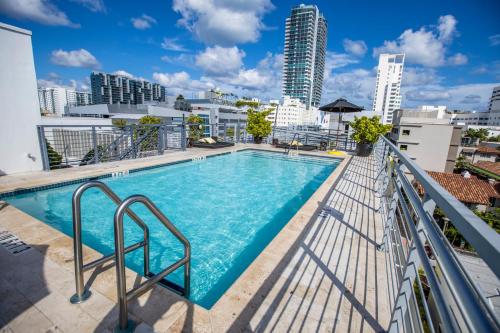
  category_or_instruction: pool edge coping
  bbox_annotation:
[0,144,350,331]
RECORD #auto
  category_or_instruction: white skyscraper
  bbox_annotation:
[372,53,405,124]
[38,87,92,115]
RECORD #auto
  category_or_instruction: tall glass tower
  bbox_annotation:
[283,4,327,109]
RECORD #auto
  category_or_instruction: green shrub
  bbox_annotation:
[350,116,392,144]
[246,108,272,141]
[46,139,62,168]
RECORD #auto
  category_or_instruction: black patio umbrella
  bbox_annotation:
[319,98,364,149]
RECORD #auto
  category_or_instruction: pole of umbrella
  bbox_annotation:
[336,107,342,149]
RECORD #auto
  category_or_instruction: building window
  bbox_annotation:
[400,145,408,151]
[402,129,410,136]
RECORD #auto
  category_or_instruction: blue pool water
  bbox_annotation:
[4,150,339,308]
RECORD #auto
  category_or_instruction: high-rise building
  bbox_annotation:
[372,53,405,124]
[488,85,500,126]
[38,87,91,115]
[90,71,166,105]
[283,4,327,109]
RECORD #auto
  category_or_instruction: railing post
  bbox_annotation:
[37,125,50,171]
[223,123,227,142]
[236,121,241,143]
[180,122,186,150]
[129,125,137,158]
[92,126,99,164]
[158,125,165,155]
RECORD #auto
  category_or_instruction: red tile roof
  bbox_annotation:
[476,145,500,155]
[473,161,500,177]
[422,172,499,205]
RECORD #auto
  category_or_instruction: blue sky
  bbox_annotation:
[1,0,499,111]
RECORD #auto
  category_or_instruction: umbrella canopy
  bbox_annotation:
[319,98,364,113]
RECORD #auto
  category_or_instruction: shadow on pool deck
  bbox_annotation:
[220,155,389,332]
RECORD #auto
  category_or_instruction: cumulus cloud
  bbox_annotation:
[37,74,89,91]
[447,53,468,65]
[460,94,481,104]
[161,37,188,52]
[325,52,360,71]
[437,15,458,42]
[373,15,460,67]
[153,52,282,99]
[402,67,441,86]
[50,49,100,69]
[195,46,245,75]
[131,14,157,30]
[172,0,274,45]
[406,90,451,101]
[70,0,105,13]
[488,34,500,46]
[152,71,214,96]
[322,68,376,109]
[0,0,79,27]
[343,39,367,57]
[402,83,498,110]
[113,70,135,78]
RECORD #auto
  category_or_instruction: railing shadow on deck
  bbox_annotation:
[225,155,388,332]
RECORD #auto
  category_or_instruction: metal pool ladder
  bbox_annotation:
[69,180,191,333]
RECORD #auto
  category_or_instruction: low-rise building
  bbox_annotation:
[266,96,320,127]
[449,110,490,126]
[390,109,462,172]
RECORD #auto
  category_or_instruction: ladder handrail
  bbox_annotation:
[285,132,299,154]
[70,180,150,304]
[113,195,191,332]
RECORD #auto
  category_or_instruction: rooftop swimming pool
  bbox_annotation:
[4,150,340,308]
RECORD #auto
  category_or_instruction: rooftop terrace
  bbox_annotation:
[0,139,499,333]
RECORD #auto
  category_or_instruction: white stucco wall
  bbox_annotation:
[0,23,43,175]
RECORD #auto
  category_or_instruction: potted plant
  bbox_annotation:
[246,108,272,144]
[350,116,392,156]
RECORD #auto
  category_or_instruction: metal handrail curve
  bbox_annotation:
[113,195,191,333]
[70,181,150,304]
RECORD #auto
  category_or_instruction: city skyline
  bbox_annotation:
[0,0,499,111]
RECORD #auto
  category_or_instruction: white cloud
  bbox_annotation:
[113,70,135,78]
[50,49,100,69]
[0,0,79,27]
[403,83,499,111]
[437,15,458,42]
[343,39,367,57]
[373,15,459,67]
[447,53,468,65]
[161,54,195,67]
[402,67,441,86]
[488,34,500,46]
[195,46,245,75]
[153,52,282,100]
[406,89,451,101]
[172,0,274,45]
[131,14,157,30]
[322,68,376,109]
[152,71,214,96]
[37,75,89,91]
[161,37,188,52]
[70,0,105,13]
[325,52,360,71]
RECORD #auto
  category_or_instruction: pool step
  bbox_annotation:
[146,272,186,296]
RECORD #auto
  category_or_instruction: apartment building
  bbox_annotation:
[372,53,405,124]
[38,87,91,115]
[283,4,327,109]
[488,85,500,126]
[390,109,462,172]
[90,71,166,105]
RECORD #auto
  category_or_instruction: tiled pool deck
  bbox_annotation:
[0,144,389,332]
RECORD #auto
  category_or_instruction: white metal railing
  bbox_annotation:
[374,136,500,332]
